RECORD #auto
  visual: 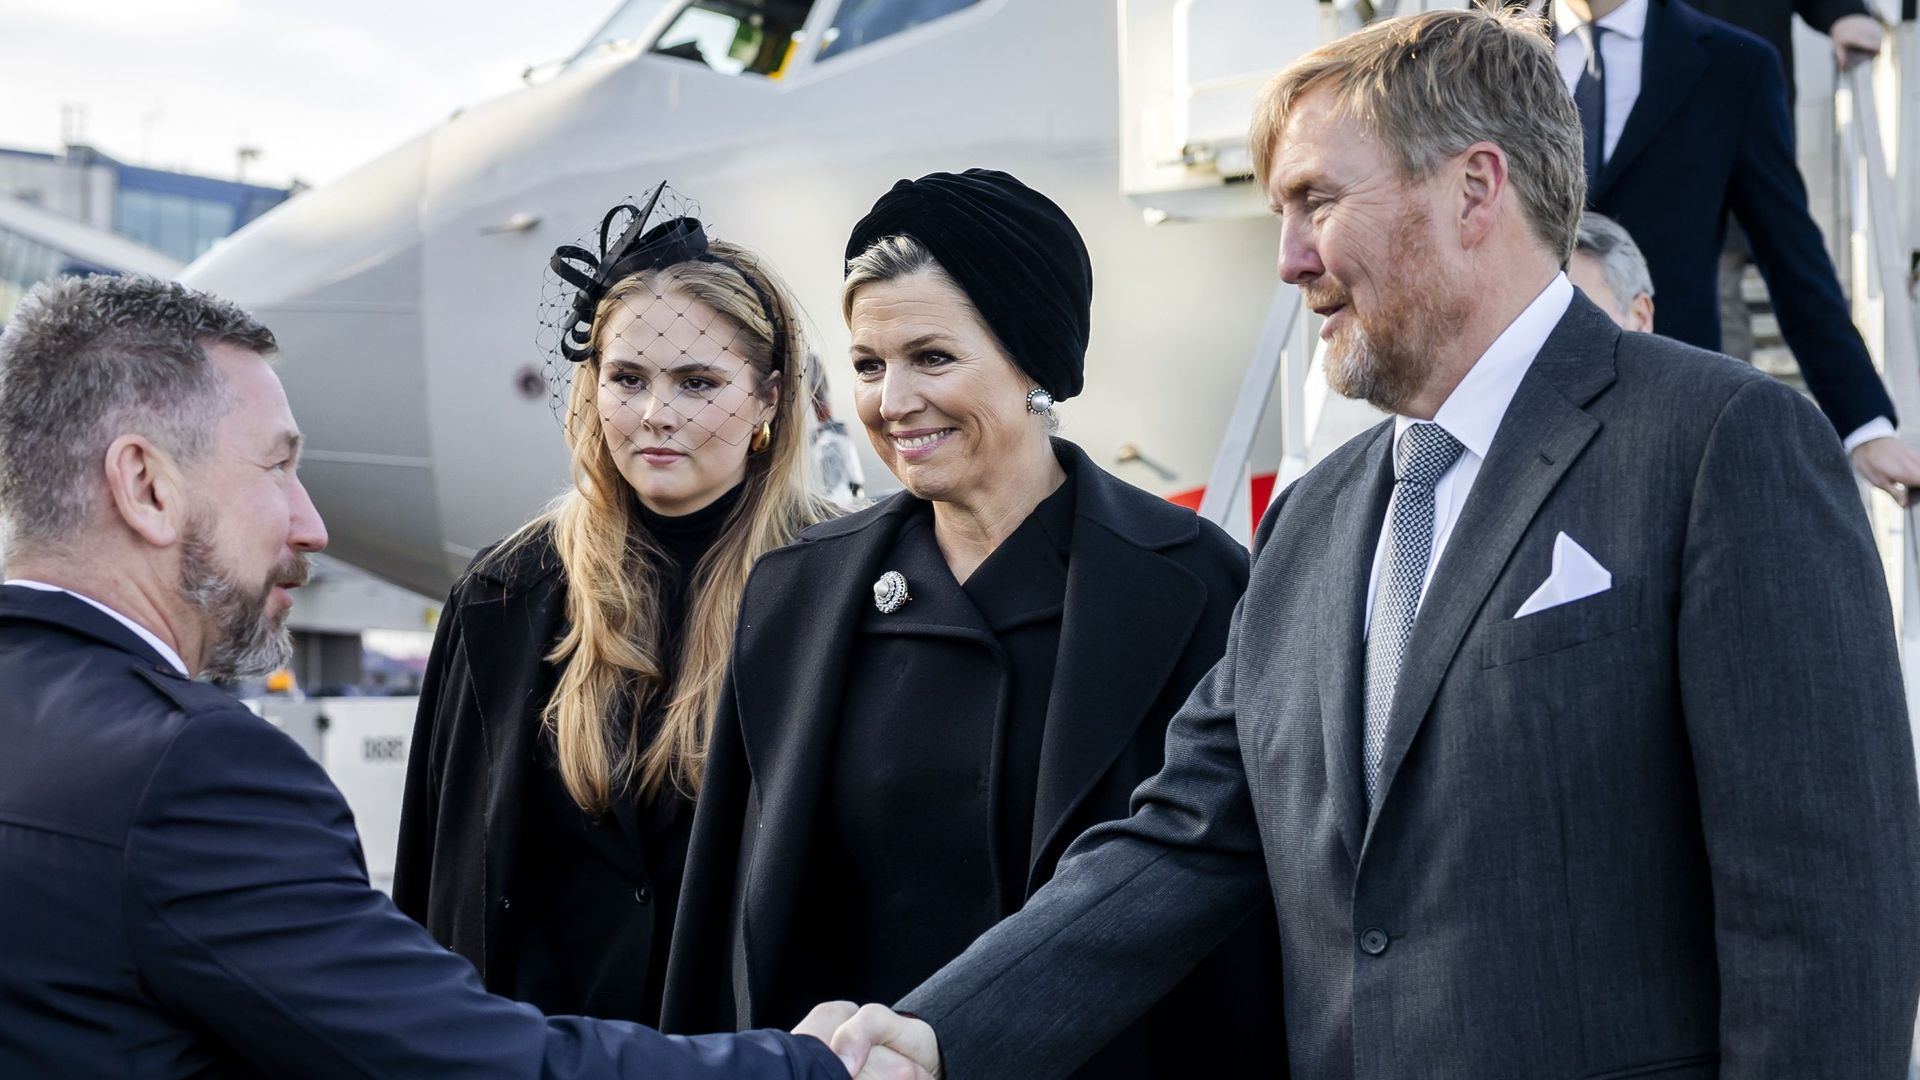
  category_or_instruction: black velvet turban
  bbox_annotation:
[844,169,1092,402]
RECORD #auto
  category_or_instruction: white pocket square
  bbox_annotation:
[1513,532,1612,618]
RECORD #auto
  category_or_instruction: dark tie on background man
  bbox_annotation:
[1362,423,1465,806]
[1573,22,1607,188]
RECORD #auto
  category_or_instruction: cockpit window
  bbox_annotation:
[571,1,673,66]
[815,0,983,61]
[649,1,816,77]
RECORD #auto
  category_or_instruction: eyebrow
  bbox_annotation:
[849,333,953,358]
[605,358,729,378]
[1270,171,1324,212]
[271,431,302,459]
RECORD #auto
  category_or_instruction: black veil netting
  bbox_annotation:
[536,182,782,459]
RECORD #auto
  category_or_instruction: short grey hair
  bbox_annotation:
[1250,8,1586,262]
[1574,211,1655,305]
[0,274,274,551]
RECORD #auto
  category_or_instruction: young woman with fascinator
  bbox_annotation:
[394,186,838,1026]
[665,170,1286,1073]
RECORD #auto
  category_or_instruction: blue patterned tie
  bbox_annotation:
[1573,23,1607,189]
[1362,423,1465,807]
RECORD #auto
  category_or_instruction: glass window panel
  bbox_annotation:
[571,0,673,65]
[817,0,981,61]
[649,1,814,77]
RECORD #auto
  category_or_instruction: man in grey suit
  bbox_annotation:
[818,9,1920,1079]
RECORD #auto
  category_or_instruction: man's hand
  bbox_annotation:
[827,1003,941,1079]
[1832,13,1884,66]
[794,1002,940,1079]
[1851,436,1920,506]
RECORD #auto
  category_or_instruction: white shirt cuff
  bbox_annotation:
[1844,416,1897,454]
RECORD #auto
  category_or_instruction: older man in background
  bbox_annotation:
[1567,210,1655,330]
[825,9,1920,1078]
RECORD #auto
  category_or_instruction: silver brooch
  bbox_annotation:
[873,570,910,614]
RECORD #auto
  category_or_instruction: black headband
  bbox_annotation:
[549,186,786,368]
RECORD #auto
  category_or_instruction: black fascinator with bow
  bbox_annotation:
[548,183,712,364]
[536,183,793,459]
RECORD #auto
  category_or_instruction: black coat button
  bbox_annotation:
[633,885,652,905]
[499,895,512,910]
[1358,928,1389,956]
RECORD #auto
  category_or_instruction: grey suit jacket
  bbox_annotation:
[899,293,1920,1079]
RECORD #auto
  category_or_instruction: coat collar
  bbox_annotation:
[1319,296,1620,863]
[733,439,1216,986]
[0,584,174,673]
[1591,0,1711,201]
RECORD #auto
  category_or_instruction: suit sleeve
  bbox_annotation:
[1729,42,1896,437]
[1796,0,1871,36]
[1678,377,1920,1077]
[391,588,461,920]
[125,706,847,1080]
[895,498,1289,1080]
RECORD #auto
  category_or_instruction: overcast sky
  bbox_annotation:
[1,0,622,188]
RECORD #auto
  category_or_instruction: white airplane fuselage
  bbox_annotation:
[181,0,1290,597]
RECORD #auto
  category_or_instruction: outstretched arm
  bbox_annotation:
[128,706,847,1080]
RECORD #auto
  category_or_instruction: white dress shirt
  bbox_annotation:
[1553,0,1648,164]
[1363,275,1575,637]
[4,578,189,675]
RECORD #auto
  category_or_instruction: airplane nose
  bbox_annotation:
[179,133,445,593]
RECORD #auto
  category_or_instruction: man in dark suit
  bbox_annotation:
[825,9,1920,1078]
[1685,0,1882,105]
[1555,0,1920,502]
[0,274,874,1078]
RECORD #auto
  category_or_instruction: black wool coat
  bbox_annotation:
[662,440,1288,1076]
[394,532,679,1015]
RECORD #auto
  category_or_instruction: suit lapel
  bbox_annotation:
[1315,426,1396,866]
[1028,505,1206,889]
[1365,298,1619,838]
[1591,0,1709,202]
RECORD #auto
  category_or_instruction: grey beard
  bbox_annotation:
[179,529,297,683]
[1325,323,1420,415]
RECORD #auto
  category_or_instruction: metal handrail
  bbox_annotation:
[1197,285,1304,528]
[1842,57,1920,427]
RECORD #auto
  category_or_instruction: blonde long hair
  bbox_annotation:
[496,242,837,813]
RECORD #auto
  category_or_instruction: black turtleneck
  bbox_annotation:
[511,480,744,1025]
[635,482,746,673]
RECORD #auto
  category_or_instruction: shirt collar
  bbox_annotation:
[1392,273,1575,471]
[1554,0,1648,41]
[2,579,190,675]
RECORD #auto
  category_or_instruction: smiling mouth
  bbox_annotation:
[890,429,953,451]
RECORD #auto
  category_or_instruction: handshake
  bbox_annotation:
[793,1002,943,1079]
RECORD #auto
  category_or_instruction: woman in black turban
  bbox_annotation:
[665,170,1284,1074]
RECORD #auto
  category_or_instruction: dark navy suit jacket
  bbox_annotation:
[1588,0,1896,438]
[0,584,844,1079]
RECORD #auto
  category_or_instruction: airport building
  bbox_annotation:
[0,143,296,321]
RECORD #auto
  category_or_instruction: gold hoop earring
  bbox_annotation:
[750,421,772,453]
